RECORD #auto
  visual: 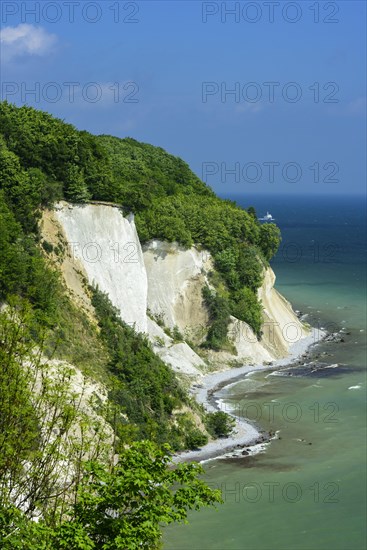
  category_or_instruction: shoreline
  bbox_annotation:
[172,327,325,464]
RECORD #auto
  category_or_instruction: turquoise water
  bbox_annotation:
[164,195,366,550]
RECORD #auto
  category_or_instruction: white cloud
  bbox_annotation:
[0,24,57,60]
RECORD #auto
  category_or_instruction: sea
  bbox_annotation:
[164,194,366,550]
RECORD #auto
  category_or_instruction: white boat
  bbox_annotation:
[258,211,275,222]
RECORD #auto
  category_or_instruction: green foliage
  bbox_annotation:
[247,206,258,220]
[1,442,221,550]
[73,441,220,548]
[201,286,231,351]
[231,287,263,338]
[135,194,260,255]
[0,101,113,205]
[0,303,112,523]
[0,137,40,232]
[64,164,91,203]
[162,324,184,343]
[214,244,264,292]
[258,223,281,261]
[0,192,59,322]
[0,192,27,297]
[185,429,209,450]
[205,411,235,438]
[235,245,264,292]
[91,287,205,449]
[44,293,110,378]
[0,307,222,549]
[172,325,184,342]
[98,135,213,209]
[0,306,40,483]
[41,240,54,254]
[174,413,209,450]
[0,101,282,339]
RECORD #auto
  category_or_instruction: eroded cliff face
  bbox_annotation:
[258,266,308,358]
[45,203,308,380]
[143,240,211,343]
[54,202,148,333]
[40,207,95,321]
[143,240,307,369]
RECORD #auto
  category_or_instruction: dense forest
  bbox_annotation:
[0,101,280,547]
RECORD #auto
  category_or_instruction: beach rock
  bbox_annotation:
[325,332,345,343]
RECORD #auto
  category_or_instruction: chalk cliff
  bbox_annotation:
[44,202,308,380]
[55,202,148,333]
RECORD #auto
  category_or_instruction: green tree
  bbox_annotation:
[258,223,281,261]
[247,206,257,220]
[202,286,231,351]
[72,442,220,549]
[206,411,235,438]
[0,305,220,547]
[236,245,264,292]
[231,287,263,339]
[1,443,221,550]
[0,303,112,522]
[65,164,91,203]
[91,288,196,447]
[185,429,208,449]
[27,167,63,207]
[0,192,26,298]
[0,138,39,232]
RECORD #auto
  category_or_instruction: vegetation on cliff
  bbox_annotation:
[0,101,280,346]
[91,287,208,450]
[0,303,221,549]
[0,100,281,440]
[0,101,281,545]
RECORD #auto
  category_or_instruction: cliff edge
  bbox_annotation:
[41,202,308,381]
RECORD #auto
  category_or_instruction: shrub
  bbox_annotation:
[231,287,263,339]
[206,411,235,438]
[201,286,231,351]
[186,429,208,449]
[41,240,54,254]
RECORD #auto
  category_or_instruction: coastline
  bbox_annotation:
[172,327,325,464]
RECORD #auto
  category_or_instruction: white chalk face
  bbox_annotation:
[143,240,211,332]
[55,202,308,379]
[56,203,148,333]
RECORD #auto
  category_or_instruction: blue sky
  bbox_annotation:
[0,0,365,196]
